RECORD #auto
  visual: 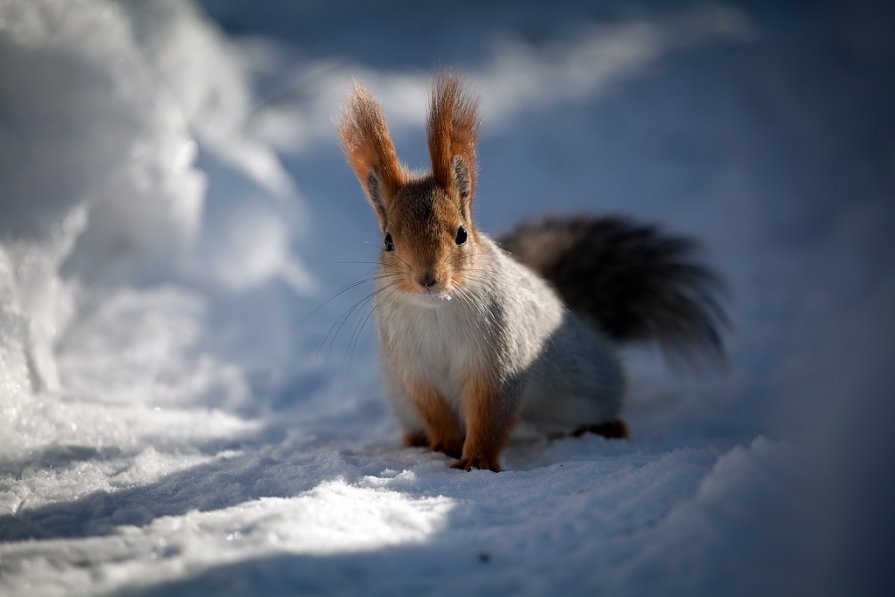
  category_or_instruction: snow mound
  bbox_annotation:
[0,0,308,542]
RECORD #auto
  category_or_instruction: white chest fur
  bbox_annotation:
[374,287,493,408]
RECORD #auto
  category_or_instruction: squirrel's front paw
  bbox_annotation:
[451,456,501,473]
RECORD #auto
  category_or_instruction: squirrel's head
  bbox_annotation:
[339,74,480,301]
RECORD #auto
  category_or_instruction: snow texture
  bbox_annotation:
[1,0,893,595]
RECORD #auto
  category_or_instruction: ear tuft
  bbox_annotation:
[338,82,405,225]
[427,73,479,204]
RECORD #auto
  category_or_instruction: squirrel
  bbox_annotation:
[338,74,726,472]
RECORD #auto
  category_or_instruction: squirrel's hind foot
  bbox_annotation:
[404,431,429,448]
[431,440,463,459]
[404,431,464,459]
[572,419,629,440]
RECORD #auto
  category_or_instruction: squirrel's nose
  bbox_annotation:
[417,271,438,289]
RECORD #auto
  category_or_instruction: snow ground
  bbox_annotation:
[1,0,893,594]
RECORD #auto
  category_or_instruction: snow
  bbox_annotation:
[1,0,893,595]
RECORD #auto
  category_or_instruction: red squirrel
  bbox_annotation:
[338,74,726,471]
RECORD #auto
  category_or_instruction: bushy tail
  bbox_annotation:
[498,215,728,366]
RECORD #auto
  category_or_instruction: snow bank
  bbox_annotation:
[0,0,309,439]
[0,0,307,536]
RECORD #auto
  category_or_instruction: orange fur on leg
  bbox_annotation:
[452,375,512,472]
[406,382,464,458]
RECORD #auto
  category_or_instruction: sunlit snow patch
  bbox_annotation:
[0,479,454,595]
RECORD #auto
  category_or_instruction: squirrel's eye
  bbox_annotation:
[455,226,467,246]
[384,233,395,252]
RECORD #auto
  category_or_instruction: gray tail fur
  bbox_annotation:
[497,214,728,366]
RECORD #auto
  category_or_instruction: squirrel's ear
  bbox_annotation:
[339,82,405,229]
[451,155,472,200]
[428,73,479,209]
[365,171,388,225]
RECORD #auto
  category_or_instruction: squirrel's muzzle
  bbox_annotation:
[417,270,439,291]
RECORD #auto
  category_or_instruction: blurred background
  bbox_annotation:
[1,0,893,594]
